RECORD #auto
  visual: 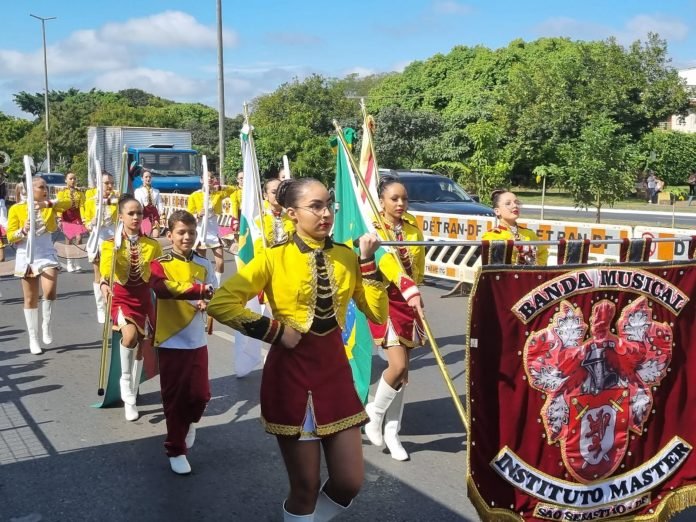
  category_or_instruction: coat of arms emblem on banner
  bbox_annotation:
[524,296,673,483]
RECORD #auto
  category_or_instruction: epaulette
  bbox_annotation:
[155,253,173,262]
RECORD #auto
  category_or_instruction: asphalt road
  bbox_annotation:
[524,204,696,228]
[2,252,696,521]
[0,260,473,522]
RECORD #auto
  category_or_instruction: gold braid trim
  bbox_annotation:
[467,475,696,522]
[362,278,386,289]
[324,251,341,327]
[261,410,368,438]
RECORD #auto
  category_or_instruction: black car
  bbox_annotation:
[380,169,495,217]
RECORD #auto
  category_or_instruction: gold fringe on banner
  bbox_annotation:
[467,477,696,522]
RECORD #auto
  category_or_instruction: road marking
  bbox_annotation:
[525,204,696,218]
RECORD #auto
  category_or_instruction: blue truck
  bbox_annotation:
[87,126,201,193]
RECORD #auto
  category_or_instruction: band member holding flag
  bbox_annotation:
[7,176,72,354]
[134,169,164,238]
[187,170,236,288]
[482,189,548,266]
[84,171,119,323]
[56,172,87,272]
[363,174,426,462]
[208,177,388,521]
[100,194,162,421]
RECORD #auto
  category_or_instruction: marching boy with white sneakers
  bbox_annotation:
[149,209,215,475]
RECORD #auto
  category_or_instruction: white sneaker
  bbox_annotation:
[124,403,139,422]
[169,455,192,475]
[185,423,197,449]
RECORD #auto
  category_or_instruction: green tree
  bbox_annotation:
[636,130,696,186]
[0,112,34,178]
[558,115,636,223]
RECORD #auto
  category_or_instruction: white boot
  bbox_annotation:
[93,283,105,324]
[364,375,398,447]
[41,299,53,345]
[314,485,351,522]
[71,258,83,272]
[283,501,314,521]
[120,343,139,421]
[214,271,222,288]
[384,386,409,461]
[130,356,144,421]
[169,455,192,475]
[24,308,42,355]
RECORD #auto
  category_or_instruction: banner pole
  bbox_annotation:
[333,120,469,433]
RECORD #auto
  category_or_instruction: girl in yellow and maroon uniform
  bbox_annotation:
[208,178,387,521]
[364,175,426,462]
[100,194,162,422]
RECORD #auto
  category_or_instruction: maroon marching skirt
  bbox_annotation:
[260,327,368,438]
[369,284,423,348]
[111,282,155,338]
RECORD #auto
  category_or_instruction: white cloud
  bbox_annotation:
[0,11,237,79]
[101,10,238,49]
[535,13,689,45]
[626,14,688,41]
[94,67,212,98]
[392,60,413,72]
[343,66,378,77]
[432,1,472,15]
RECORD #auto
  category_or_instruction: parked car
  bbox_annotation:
[35,172,66,189]
[379,169,494,217]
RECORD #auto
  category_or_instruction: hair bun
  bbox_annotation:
[276,179,294,208]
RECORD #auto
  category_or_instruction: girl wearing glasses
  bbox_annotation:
[100,194,163,422]
[482,189,548,265]
[208,178,387,521]
[363,175,425,462]
[7,177,73,354]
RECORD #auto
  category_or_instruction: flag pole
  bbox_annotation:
[360,98,379,176]
[332,120,469,433]
[243,103,267,249]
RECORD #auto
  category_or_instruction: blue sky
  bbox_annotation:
[2,0,695,119]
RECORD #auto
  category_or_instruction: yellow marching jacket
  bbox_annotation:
[56,187,85,212]
[208,233,388,344]
[82,191,118,228]
[373,213,425,302]
[253,202,295,256]
[6,200,72,244]
[99,234,163,285]
[481,224,548,266]
[187,186,237,217]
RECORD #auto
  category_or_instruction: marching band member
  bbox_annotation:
[6,177,72,354]
[100,194,163,421]
[83,172,119,323]
[230,170,244,224]
[364,175,426,462]
[482,189,548,266]
[134,170,164,238]
[149,210,215,475]
[186,172,236,287]
[208,178,387,521]
[0,170,8,265]
[254,177,295,255]
[56,172,87,272]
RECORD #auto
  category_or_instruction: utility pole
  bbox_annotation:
[30,14,56,173]
[216,0,226,185]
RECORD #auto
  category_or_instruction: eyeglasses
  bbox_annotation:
[295,203,334,216]
[501,200,523,208]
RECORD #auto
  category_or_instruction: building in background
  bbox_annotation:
[666,68,696,133]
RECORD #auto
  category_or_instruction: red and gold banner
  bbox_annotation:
[467,262,696,521]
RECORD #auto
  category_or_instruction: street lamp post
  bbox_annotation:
[216,0,226,185]
[30,14,56,173]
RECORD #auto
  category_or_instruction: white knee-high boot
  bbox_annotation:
[131,356,144,401]
[364,374,398,447]
[93,283,105,324]
[119,343,139,421]
[283,502,314,521]
[383,386,409,461]
[214,271,222,288]
[24,308,42,355]
[314,485,351,522]
[41,299,53,345]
